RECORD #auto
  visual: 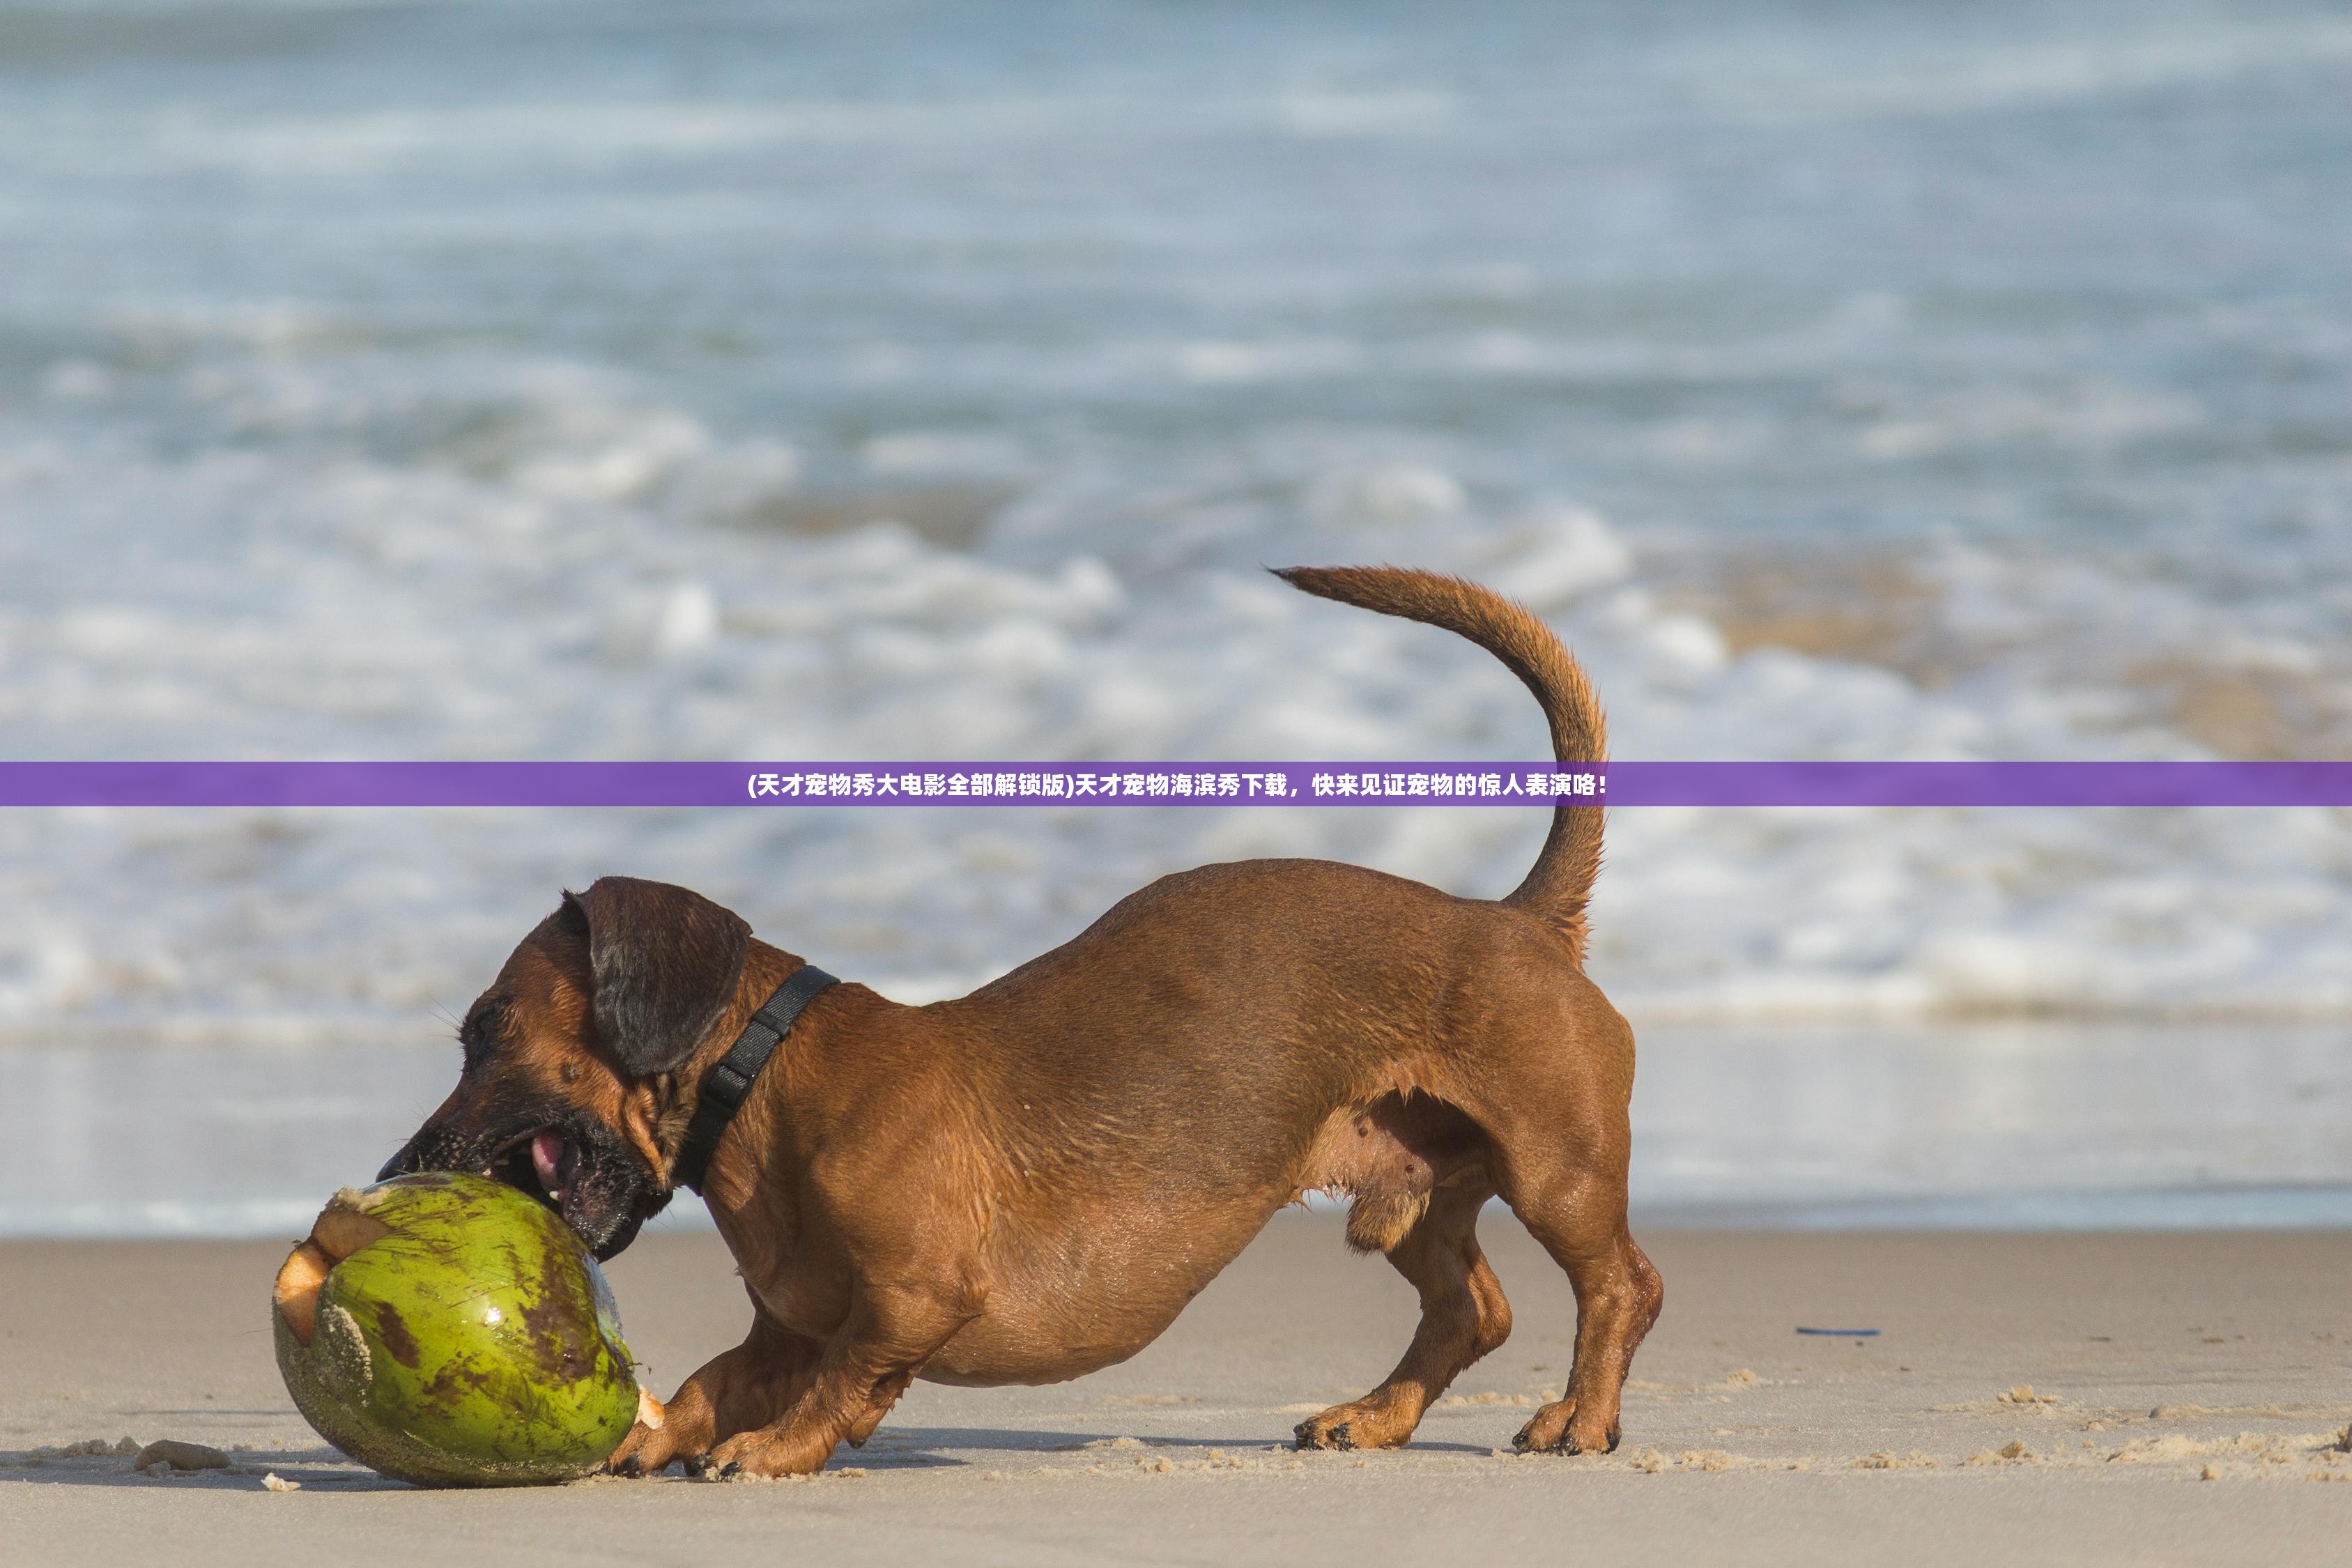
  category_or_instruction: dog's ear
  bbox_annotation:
[559,877,751,1077]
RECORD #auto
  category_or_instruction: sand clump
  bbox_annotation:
[1966,1440,2037,1466]
[1626,1448,1799,1474]
[134,1440,229,1475]
[1853,1451,1937,1470]
[2109,1431,2345,1468]
[25,1437,140,1461]
[1937,1385,2073,1417]
[19,1436,247,1478]
[1112,1448,1276,1477]
[2109,1434,2218,1466]
[1625,1369,1766,1395]
[674,1463,870,1487]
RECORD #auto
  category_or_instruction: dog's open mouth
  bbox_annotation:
[410,1114,661,1262]
[486,1125,581,1211]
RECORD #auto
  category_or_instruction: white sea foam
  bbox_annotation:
[3,406,2349,1029]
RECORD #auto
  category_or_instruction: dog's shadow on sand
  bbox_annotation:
[827,1425,1499,1472]
[0,1427,1493,1489]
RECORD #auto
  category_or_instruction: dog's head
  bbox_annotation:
[378,875,753,1261]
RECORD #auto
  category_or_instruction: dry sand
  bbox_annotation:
[3,1215,2346,1565]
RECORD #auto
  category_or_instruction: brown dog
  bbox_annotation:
[380,565,1662,1478]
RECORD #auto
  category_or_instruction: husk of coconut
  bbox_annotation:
[271,1172,645,1486]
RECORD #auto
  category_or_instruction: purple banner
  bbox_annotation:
[3,761,2352,806]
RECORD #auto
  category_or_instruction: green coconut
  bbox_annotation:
[271,1171,647,1486]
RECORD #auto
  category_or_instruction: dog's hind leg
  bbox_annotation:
[1293,1185,1512,1451]
[1503,1181,1660,1455]
[1491,1125,1661,1456]
[1431,988,1663,1456]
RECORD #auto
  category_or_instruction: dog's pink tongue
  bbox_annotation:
[531,1130,567,1200]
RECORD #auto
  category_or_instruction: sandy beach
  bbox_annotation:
[3,1214,2345,1565]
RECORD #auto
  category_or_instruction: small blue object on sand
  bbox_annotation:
[1794,1327,1880,1336]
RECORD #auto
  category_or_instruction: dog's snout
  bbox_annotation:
[376,1137,426,1183]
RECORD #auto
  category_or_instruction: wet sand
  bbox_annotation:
[3,1216,2346,1565]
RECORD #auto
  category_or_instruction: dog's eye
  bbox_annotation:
[457,996,510,1074]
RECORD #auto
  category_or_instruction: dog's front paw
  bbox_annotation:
[697,1426,838,1480]
[1293,1413,1357,1452]
[603,1388,694,1477]
[1512,1398,1618,1456]
[602,1420,681,1477]
[1296,1390,1425,1452]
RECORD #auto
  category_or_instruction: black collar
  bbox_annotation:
[672,964,838,1194]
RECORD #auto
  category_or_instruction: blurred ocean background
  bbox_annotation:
[2,0,2349,1233]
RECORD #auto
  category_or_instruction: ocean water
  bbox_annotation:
[6,1027,2345,1237]
[2,1,2351,1225]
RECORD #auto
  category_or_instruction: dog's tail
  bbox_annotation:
[1273,565,1606,959]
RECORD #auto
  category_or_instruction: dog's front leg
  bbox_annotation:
[695,1274,986,1480]
[605,1312,819,1477]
